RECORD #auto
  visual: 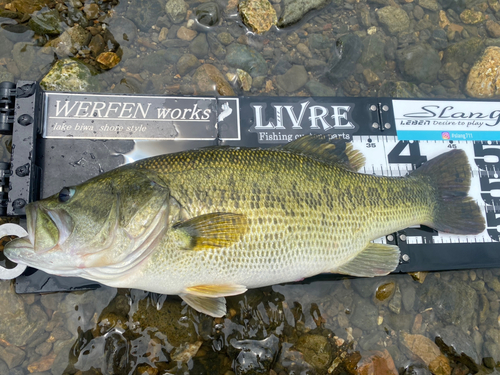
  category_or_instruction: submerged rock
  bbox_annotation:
[240,0,277,33]
[230,335,280,374]
[193,64,236,96]
[276,65,308,93]
[29,8,62,35]
[225,43,268,77]
[292,334,332,372]
[41,58,99,92]
[278,0,328,27]
[325,33,362,83]
[196,2,220,26]
[465,46,500,98]
[377,6,411,34]
[396,43,441,84]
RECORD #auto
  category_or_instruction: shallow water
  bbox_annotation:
[0,0,499,374]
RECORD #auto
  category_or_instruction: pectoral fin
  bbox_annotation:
[172,213,247,251]
[335,243,400,277]
[181,294,227,317]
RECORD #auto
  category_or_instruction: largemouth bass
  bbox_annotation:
[4,136,485,317]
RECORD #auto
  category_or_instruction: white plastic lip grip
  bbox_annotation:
[0,223,28,280]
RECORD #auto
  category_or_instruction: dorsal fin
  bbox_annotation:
[280,135,365,171]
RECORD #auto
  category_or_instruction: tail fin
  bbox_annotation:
[412,149,485,235]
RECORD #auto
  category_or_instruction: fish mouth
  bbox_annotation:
[26,202,75,254]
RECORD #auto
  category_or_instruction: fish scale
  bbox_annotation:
[4,136,484,317]
[130,146,433,289]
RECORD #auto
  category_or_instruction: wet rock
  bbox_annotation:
[434,326,480,372]
[193,64,235,95]
[401,333,451,375]
[419,278,477,330]
[218,32,234,46]
[278,0,327,27]
[443,37,484,66]
[177,26,197,41]
[487,20,500,38]
[460,9,485,24]
[230,335,280,374]
[279,343,316,374]
[305,80,336,96]
[83,3,99,19]
[27,352,57,373]
[325,33,362,83]
[401,283,416,312]
[308,34,331,50]
[351,296,378,331]
[107,16,138,46]
[125,0,163,31]
[419,0,439,11]
[171,341,203,362]
[96,51,120,69]
[389,285,402,314]
[143,50,170,74]
[357,349,398,375]
[196,2,220,27]
[0,344,25,369]
[88,34,105,56]
[132,295,200,348]
[166,0,188,24]
[304,59,327,73]
[375,282,395,302]
[0,359,7,374]
[189,33,209,58]
[429,29,448,50]
[397,43,441,84]
[29,8,62,35]
[360,34,386,72]
[10,0,51,14]
[276,65,308,92]
[207,33,226,59]
[359,331,386,352]
[177,53,200,75]
[465,46,500,98]
[377,6,411,34]
[385,313,413,332]
[0,281,45,347]
[296,43,312,58]
[12,42,35,73]
[352,277,376,298]
[225,43,268,77]
[363,69,380,85]
[240,0,277,34]
[237,69,252,91]
[48,24,91,57]
[63,4,88,27]
[292,334,332,372]
[402,363,432,375]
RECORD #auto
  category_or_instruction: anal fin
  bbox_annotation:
[335,243,400,277]
[185,284,247,298]
[181,294,227,317]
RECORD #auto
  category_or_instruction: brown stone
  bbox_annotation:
[486,20,500,38]
[357,349,398,375]
[460,9,485,24]
[193,64,235,96]
[466,46,500,98]
[239,0,277,33]
[448,23,464,33]
[177,26,197,41]
[11,0,50,14]
[96,52,120,69]
[401,333,451,375]
[439,10,450,28]
[27,352,57,373]
[375,282,395,302]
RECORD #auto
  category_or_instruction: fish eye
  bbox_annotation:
[58,187,75,203]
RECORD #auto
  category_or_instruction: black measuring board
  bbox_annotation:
[0,81,498,293]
